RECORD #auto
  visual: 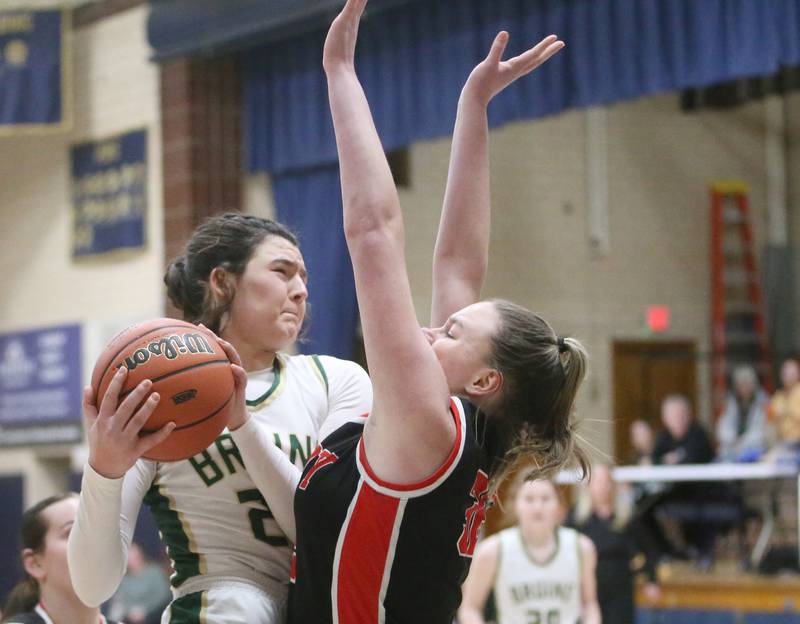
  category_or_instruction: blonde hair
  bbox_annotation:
[485,300,590,497]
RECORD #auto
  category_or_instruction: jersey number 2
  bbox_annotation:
[237,489,288,547]
[457,469,489,557]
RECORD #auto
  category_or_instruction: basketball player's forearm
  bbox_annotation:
[231,417,300,543]
[326,68,402,240]
[456,607,486,624]
[68,465,130,606]
[582,602,602,624]
[431,92,490,324]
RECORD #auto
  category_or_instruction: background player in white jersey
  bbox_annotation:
[2,493,120,624]
[459,475,601,624]
[67,214,372,623]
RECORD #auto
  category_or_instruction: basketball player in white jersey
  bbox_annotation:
[459,475,601,624]
[67,214,373,623]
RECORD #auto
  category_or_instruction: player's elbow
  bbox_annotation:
[69,573,108,608]
[68,547,123,607]
[344,206,399,240]
[344,218,403,263]
[433,245,488,276]
[456,606,483,624]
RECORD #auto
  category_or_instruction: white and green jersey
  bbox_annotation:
[493,526,583,624]
[69,353,372,614]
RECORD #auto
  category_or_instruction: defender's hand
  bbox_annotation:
[323,0,369,73]
[464,32,564,105]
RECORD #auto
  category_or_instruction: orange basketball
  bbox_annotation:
[91,318,234,461]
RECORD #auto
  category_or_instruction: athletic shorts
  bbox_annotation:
[162,579,287,624]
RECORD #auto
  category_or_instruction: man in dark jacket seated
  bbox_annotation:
[650,394,737,571]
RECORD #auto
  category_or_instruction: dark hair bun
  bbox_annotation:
[164,256,191,312]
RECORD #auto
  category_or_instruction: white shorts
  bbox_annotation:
[162,579,287,624]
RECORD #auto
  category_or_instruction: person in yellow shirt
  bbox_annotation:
[768,358,800,455]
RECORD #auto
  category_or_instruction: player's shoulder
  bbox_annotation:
[275,352,327,388]
[558,525,583,542]
[277,353,369,397]
[474,531,501,562]
[576,531,596,556]
[314,354,368,377]
[308,355,370,390]
[492,525,519,549]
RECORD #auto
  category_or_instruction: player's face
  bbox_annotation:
[423,301,499,395]
[515,480,561,531]
[31,497,79,597]
[226,236,308,353]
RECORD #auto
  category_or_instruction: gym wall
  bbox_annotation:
[0,4,163,504]
[0,3,798,501]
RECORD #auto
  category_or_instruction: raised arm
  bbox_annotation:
[430,33,564,326]
[324,0,453,484]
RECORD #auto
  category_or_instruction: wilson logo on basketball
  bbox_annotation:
[172,389,198,405]
[120,333,215,372]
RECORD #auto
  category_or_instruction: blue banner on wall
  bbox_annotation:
[0,324,82,446]
[0,9,68,132]
[71,129,148,259]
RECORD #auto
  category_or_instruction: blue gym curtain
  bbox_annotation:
[272,166,359,359]
[243,0,800,358]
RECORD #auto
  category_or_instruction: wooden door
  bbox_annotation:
[613,340,698,463]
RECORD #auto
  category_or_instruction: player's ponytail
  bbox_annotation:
[485,300,589,494]
[164,256,198,318]
[1,578,39,621]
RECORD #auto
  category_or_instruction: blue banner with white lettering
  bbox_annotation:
[0,324,82,446]
[0,9,66,131]
[71,129,148,259]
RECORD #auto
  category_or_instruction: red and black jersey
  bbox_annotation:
[289,397,492,624]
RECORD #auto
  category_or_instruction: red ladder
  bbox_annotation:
[710,181,773,419]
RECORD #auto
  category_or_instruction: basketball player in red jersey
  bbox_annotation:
[275,2,590,622]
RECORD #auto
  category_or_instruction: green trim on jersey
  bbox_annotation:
[518,526,561,567]
[167,590,206,624]
[309,355,329,394]
[246,355,284,407]
[144,484,202,587]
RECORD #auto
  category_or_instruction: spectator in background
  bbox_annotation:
[569,463,660,624]
[1,493,120,624]
[106,542,171,624]
[629,419,655,465]
[768,358,800,453]
[654,394,714,467]
[716,365,769,462]
[627,419,675,563]
[653,394,717,570]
